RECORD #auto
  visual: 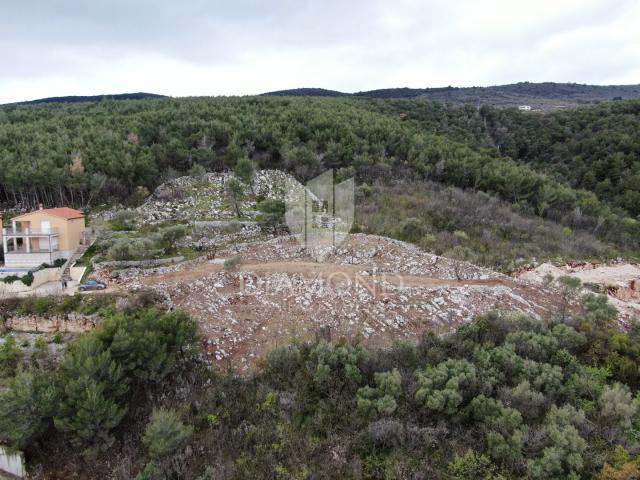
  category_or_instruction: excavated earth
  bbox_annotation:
[518,261,640,324]
[102,234,563,371]
[91,171,639,371]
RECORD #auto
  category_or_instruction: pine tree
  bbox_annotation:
[0,369,58,450]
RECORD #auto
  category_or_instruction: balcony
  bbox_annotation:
[2,227,59,236]
[5,247,60,254]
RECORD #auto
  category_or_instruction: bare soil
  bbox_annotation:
[113,235,563,371]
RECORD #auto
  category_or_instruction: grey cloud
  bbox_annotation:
[0,0,638,102]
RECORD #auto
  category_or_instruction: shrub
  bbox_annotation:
[415,359,477,414]
[31,297,53,315]
[20,272,34,286]
[256,198,285,233]
[111,210,138,230]
[0,336,21,377]
[398,217,426,242]
[152,225,189,254]
[53,336,129,455]
[143,408,193,460]
[448,450,506,480]
[188,163,207,178]
[107,241,133,261]
[357,368,402,418]
[234,157,257,186]
[224,256,242,270]
[94,309,199,384]
[53,258,67,268]
[225,177,244,217]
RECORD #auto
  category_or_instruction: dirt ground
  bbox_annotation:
[518,262,640,323]
[101,235,562,371]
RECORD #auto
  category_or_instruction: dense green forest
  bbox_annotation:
[0,96,638,253]
[364,99,640,216]
[3,291,640,479]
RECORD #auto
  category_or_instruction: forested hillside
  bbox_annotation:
[364,99,640,216]
[17,92,167,105]
[0,96,638,254]
[264,82,640,108]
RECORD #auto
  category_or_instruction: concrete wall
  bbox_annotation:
[4,251,68,268]
[0,267,62,294]
[0,446,25,478]
[70,266,87,282]
[66,217,86,250]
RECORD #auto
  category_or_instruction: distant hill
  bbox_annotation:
[265,82,640,109]
[261,88,348,97]
[17,92,167,105]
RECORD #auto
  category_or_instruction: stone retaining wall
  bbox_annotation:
[2,313,97,334]
[94,256,184,269]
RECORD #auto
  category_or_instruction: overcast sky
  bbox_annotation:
[1,0,639,103]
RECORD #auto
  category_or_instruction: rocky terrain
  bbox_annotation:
[88,171,639,371]
[519,261,640,324]
[113,170,290,225]
[94,233,561,371]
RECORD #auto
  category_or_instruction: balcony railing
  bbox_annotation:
[5,247,60,254]
[2,227,59,236]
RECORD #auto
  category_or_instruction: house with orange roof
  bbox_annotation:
[0,206,87,268]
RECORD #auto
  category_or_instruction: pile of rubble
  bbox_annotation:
[143,267,556,371]
[87,171,636,371]
[100,234,561,371]
[329,234,502,280]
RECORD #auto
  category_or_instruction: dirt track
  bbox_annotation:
[143,260,512,289]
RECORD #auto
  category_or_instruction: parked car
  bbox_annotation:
[79,279,107,291]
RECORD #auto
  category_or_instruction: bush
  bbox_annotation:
[448,450,506,480]
[398,217,426,242]
[0,336,21,377]
[111,210,138,231]
[234,157,257,185]
[30,297,53,315]
[20,272,34,286]
[223,256,242,270]
[256,198,285,233]
[188,163,207,178]
[143,408,193,460]
[357,369,402,418]
[53,258,67,268]
[415,359,477,414]
[152,225,189,254]
[107,238,159,261]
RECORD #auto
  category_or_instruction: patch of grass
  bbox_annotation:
[223,256,242,270]
[74,243,100,267]
[11,294,119,317]
[175,246,200,260]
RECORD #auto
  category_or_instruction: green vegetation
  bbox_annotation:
[0,293,119,319]
[95,223,190,261]
[0,96,638,258]
[256,198,286,233]
[223,255,242,270]
[357,180,614,271]
[0,307,198,460]
[2,292,640,478]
